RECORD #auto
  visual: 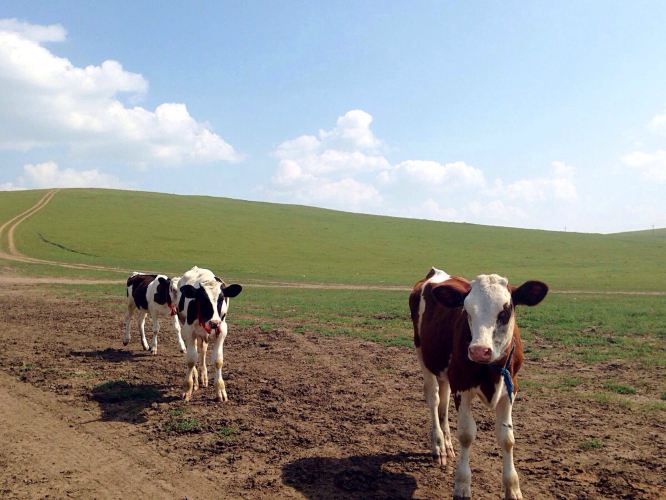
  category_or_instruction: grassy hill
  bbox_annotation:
[4,188,666,291]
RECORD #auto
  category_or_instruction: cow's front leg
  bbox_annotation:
[438,374,456,461]
[150,316,159,355]
[212,322,228,402]
[138,312,150,351]
[173,314,186,353]
[182,333,198,401]
[496,394,522,499]
[453,392,476,500]
[197,337,209,387]
[423,370,447,465]
[418,349,448,465]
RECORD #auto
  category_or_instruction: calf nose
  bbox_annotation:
[468,345,492,363]
[209,319,221,331]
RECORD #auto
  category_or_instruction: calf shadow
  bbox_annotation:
[70,347,146,362]
[282,452,419,500]
[90,380,176,424]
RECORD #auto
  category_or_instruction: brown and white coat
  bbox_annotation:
[409,267,548,499]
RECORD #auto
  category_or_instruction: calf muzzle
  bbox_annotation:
[468,345,492,363]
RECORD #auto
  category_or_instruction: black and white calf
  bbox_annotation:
[124,272,186,355]
[177,266,242,402]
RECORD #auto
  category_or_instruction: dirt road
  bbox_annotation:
[0,287,663,499]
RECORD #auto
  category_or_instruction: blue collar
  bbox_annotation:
[492,340,516,404]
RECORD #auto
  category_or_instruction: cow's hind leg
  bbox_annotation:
[150,315,159,355]
[453,391,476,499]
[138,312,150,351]
[496,394,522,499]
[123,303,135,346]
[438,374,456,461]
[212,322,228,402]
[417,348,447,466]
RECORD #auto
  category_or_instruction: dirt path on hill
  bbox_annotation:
[0,287,663,499]
[0,189,127,274]
[1,191,664,297]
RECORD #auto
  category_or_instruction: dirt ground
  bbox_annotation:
[0,287,664,499]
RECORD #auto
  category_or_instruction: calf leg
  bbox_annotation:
[138,312,150,351]
[123,304,135,346]
[212,322,228,402]
[496,395,522,499]
[173,314,186,353]
[437,374,456,461]
[182,332,198,401]
[197,337,209,388]
[150,315,159,355]
[453,392,476,500]
[417,348,447,466]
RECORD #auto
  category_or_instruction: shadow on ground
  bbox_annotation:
[282,453,419,499]
[70,347,147,362]
[90,380,175,423]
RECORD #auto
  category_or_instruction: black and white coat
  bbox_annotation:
[124,272,186,355]
[177,266,242,402]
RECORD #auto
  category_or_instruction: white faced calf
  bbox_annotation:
[410,268,548,500]
[177,266,242,402]
[124,273,186,355]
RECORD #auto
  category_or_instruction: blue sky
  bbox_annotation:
[1,1,665,232]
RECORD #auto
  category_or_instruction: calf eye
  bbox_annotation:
[497,304,512,325]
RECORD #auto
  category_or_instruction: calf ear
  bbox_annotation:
[511,280,548,306]
[432,281,470,308]
[158,277,168,285]
[180,284,197,298]
[222,283,242,298]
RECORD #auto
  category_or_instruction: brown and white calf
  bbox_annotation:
[409,267,548,500]
[177,266,242,402]
[124,272,186,355]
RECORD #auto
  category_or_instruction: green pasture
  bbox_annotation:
[48,282,666,412]
[6,188,666,291]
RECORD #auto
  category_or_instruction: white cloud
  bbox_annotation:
[0,19,240,165]
[493,161,577,202]
[621,150,666,183]
[1,161,124,190]
[318,109,383,151]
[0,18,66,42]
[269,110,387,210]
[417,199,460,221]
[649,111,666,136]
[380,160,486,189]
[267,110,581,227]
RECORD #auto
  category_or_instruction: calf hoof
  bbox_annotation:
[151,348,158,356]
[122,340,129,346]
[217,391,228,403]
[432,451,447,467]
[182,391,192,402]
[445,438,456,459]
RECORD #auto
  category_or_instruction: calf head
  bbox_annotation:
[168,277,180,316]
[179,278,242,341]
[433,274,548,364]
